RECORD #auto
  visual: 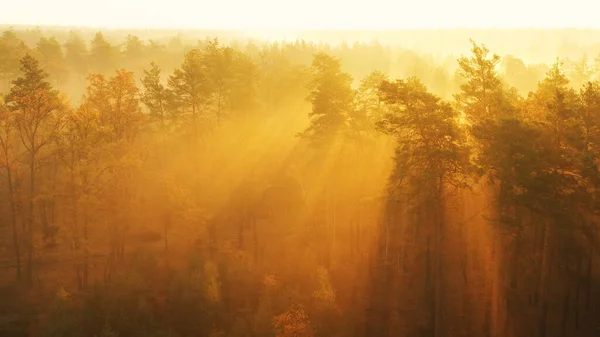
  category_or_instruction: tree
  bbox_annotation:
[354,70,388,139]
[0,29,29,90]
[525,60,575,122]
[455,41,524,336]
[4,54,67,285]
[579,81,600,167]
[567,54,591,90]
[168,49,211,138]
[299,53,355,147]
[356,71,387,122]
[257,47,308,114]
[203,39,234,125]
[466,55,596,337]
[376,77,468,336]
[141,62,173,128]
[378,78,468,192]
[141,63,178,250]
[37,36,68,86]
[0,99,23,281]
[64,31,88,81]
[89,32,117,75]
[82,69,144,274]
[454,40,514,127]
[85,69,143,143]
[122,34,145,72]
[57,99,110,288]
[229,52,259,118]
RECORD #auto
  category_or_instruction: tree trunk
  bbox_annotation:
[191,102,201,142]
[575,255,582,330]
[331,186,337,268]
[26,150,36,286]
[586,251,592,310]
[70,158,82,289]
[539,304,548,337]
[83,208,89,287]
[217,87,222,126]
[511,230,521,291]
[164,211,170,252]
[426,234,434,336]
[237,213,244,250]
[253,214,259,265]
[560,280,570,337]
[7,167,21,282]
[434,194,444,337]
[537,220,551,337]
[384,217,389,265]
[490,217,501,337]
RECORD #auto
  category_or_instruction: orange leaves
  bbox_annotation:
[272,306,314,337]
[84,69,143,143]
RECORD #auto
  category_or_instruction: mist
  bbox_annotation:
[0,25,600,337]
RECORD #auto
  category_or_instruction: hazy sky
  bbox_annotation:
[4,0,600,30]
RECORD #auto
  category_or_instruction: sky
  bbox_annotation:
[4,0,600,30]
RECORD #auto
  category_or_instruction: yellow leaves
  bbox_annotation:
[84,69,142,142]
[61,104,109,154]
[86,73,108,99]
[272,306,314,337]
[9,87,64,120]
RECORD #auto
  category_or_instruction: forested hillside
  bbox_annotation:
[1,27,600,337]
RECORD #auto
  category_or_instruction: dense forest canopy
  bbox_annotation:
[1,26,600,337]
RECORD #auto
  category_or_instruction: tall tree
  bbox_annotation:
[58,100,108,288]
[455,40,521,336]
[141,62,173,128]
[372,77,468,336]
[454,40,515,127]
[4,54,67,285]
[299,53,354,147]
[203,38,234,125]
[229,52,259,118]
[567,54,591,90]
[82,69,144,278]
[85,69,143,143]
[168,49,211,138]
[356,71,387,121]
[0,99,23,281]
[257,47,308,114]
[36,36,68,86]
[525,60,574,122]
[122,34,146,72]
[0,29,29,90]
[354,70,388,138]
[89,32,117,75]
[64,31,88,81]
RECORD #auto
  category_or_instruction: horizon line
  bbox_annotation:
[4,23,600,32]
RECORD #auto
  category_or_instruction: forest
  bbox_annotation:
[1,26,600,337]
